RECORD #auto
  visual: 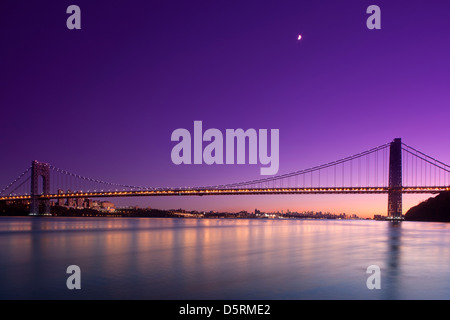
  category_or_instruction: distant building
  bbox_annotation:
[76,196,85,208]
[57,189,65,206]
[86,199,94,208]
[101,201,115,212]
[67,190,74,207]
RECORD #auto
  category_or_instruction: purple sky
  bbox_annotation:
[1,1,450,217]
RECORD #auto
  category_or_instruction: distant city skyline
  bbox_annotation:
[2,1,450,218]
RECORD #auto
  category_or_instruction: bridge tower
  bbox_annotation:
[387,138,403,220]
[30,160,51,216]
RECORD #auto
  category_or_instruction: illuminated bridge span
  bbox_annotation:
[2,138,450,220]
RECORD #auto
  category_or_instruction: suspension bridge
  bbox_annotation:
[1,138,450,220]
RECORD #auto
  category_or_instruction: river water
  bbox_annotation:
[0,216,449,300]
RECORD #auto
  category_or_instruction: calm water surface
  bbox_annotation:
[0,217,450,300]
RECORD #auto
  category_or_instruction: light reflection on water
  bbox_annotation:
[0,217,450,299]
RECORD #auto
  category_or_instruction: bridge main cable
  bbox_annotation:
[0,166,31,196]
[208,142,391,189]
[402,143,450,173]
[48,165,155,191]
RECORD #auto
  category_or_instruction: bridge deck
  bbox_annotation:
[1,186,449,201]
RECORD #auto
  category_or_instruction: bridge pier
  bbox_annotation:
[30,160,51,216]
[387,138,403,221]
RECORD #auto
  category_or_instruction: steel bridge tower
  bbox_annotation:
[387,138,403,220]
[30,160,51,216]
